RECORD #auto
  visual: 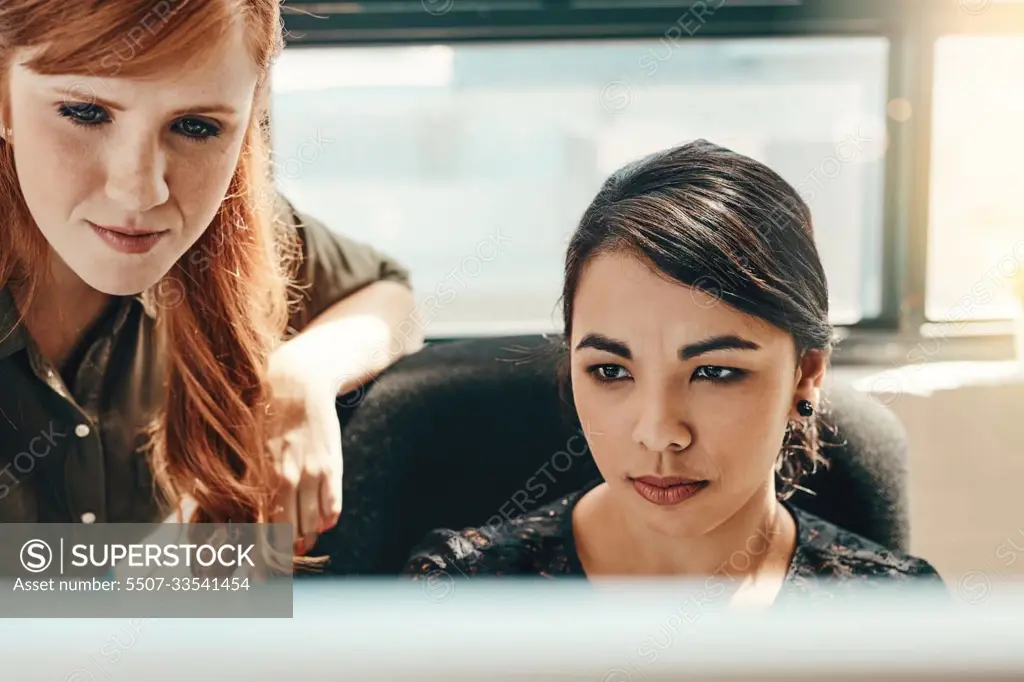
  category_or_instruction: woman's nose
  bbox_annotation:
[104,139,170,213]
[631,390,693,454]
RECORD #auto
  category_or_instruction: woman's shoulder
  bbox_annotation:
[402,491,583,579]
[787,505,943,584]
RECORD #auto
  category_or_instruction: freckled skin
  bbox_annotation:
[6,17,259,296]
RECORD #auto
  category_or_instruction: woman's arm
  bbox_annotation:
[264,195,423,554]
[272,191,424,399]
[263,284,421,554]
[272,278,423,399]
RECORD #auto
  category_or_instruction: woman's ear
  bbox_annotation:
[0,97,11,141]
[0,116,12,143]
[791,348,828,417]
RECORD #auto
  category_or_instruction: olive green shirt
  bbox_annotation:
[0,196,410,524]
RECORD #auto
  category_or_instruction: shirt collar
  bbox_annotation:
[0,285,155,361]
[136,288,158,320]
[0,286,26,359]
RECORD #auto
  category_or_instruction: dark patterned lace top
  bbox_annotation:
[402,480,944,602]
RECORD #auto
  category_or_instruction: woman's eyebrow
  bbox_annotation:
[680,334,761,359]
[49,86,239,117]
[50,87,128,112]
[167,103,240,118]
[575,333,631,360]
[575,333,760,360]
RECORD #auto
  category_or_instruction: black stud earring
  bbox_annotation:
[796,399,814,417]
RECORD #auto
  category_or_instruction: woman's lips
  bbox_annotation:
[631,475,709,506]
[89,222,167,255]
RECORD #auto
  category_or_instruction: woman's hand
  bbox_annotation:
[265,349,344,554]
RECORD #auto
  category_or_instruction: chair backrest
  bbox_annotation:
[319,335,911,575]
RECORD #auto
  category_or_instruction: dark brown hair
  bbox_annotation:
[559,139,834,497]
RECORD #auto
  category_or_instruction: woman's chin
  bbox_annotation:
[631,498,718,539]
[57,237,178,298]
[75,268,165,298]
[65,251,171,297]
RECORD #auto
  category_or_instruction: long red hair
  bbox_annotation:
[0,0,308,566]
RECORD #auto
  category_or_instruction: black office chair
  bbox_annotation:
[314,335,911,576]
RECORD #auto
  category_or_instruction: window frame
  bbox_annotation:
[275,0,1024,365]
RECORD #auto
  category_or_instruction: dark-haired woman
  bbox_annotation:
[403,140,942,604]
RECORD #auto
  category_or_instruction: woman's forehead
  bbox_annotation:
[571,251,785,349]
[5,1,254,83]
[9,23,258,113]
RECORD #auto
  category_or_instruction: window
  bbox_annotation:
[270,37,889,336]
[927,36,1024,323]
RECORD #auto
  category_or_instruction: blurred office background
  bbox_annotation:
[269,0,1023,593]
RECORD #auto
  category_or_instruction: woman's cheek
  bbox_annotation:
[572,377,630,467]
[167,155,233,240]
[692,382,777,479]
[692,384,755,430]
[572,376,612,433]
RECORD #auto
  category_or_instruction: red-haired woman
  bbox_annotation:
[0,1,421,562]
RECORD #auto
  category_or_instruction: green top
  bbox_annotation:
[0,194,410,524]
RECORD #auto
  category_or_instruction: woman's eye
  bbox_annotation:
[692,365,746,383]
[58,103,110,126]
[173,117,221,141]
[588,364,632,382]
[58,104,221,143]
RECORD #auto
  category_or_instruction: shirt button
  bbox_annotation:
[74,424,91,438]
[81,512,96,524]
